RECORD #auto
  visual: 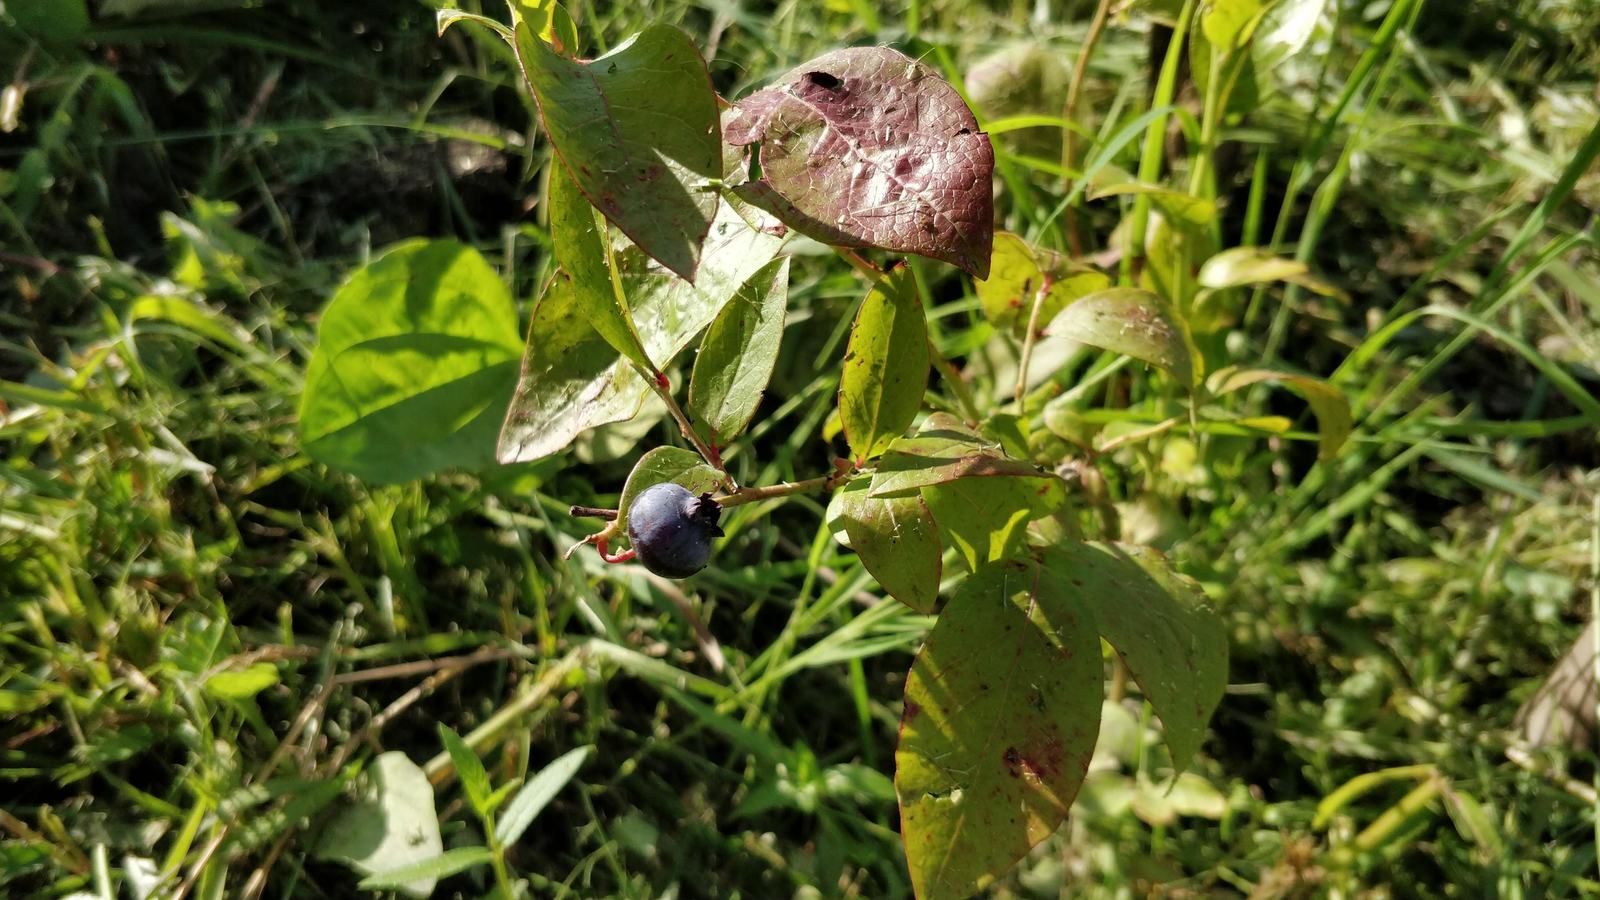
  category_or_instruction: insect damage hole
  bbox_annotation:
[803,70,842,90]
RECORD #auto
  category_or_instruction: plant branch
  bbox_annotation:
[1059,0,1114,257]
[643,369,730,479]
[1014,274,1055,406]
[715,459,855,508]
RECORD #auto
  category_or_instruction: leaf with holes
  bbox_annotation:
[1206,366,1352,460]
[498,200,783,463]
[514,23,720,280]
[1042,542,1227,773]
[976,232,1111,336]
[550,161,655,374]
[689,257,790,445]
[839,265,929,462]
[1045,288,1192,384]
[300,240,522,483]
[897,557,1102,900]
[726,46,995,277]
[833,479,941,613]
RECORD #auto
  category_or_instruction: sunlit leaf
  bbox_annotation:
[1041,542,1227,772]
[300,240,522,483]
[549,161,655,374]
[1197,246,1344,297]
[923,474,1064,572]
[498,201,783,463]
[1044,287,1192,383]
[897,557,1102,900]
[839,265,929,462]
[514,23,721,280]
[496,747,591,847]
[358,847,493,891]
[203,663,279,701]
[1089,182,1217,227]
[975,232,1111,335]
[1207,366,1353,460]
[317,752,444,899]
[689,258,790,444]
[727,47,995,277]
[833,479,941,613]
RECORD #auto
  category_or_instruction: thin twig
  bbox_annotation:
[1014,274,1055,405]
[1060,0,1115,257]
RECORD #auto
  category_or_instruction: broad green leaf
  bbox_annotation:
[317,752,443,899]
[300,240,521,483]
[437,724,495,819]
[833,479,941,613]
[975,232,1111,335]
[514,23,720,280]
[358,847,493,890]
[839,266,929,462]
[203,663,279,701]
[616,447,724,539]
[870,428,1046,498]
[1197,246,1344,297]
[550,161,654,374]
[1041,542,1227,772]
[498,201,783,463]
[1088,182,1217,227]
[688,258,790,444]
[1254,0,1332,70]
[496,746,591,847]
[1045,288,1192,384]
[897,558,1102,900]
[726,47,995,277]
[1207,366,1352,460]
[923,474,1064,572]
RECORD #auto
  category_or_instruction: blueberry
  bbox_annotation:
[626,482,724,578]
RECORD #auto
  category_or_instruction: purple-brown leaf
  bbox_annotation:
[726,47,995,278]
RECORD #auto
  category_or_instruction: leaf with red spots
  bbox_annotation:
[513,23,721,281]
[838,265,929,462]
[725,46,995,278]
[1041,542,1227,773]
[896,556,1102,900]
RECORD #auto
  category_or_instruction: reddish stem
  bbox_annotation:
[594,537,636,564]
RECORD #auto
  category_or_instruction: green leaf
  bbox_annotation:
[203,663,279,701]
[506,0,578,54]
[1197,246,1344,297]
[357,846,493,890]
[616,447,724,540]
[495,271,650,464]
[897,558,1102,900]
[495,746,592,847]
[437,724,495,820]
[870,426,1047,498]
[833,479,941,613]
[688,257,790,444]
[1088,183,1217,227]
[839,265,929,462]
[498,201,783,463]
[300,240,521,483]
[549,161,655,374]
[317,752,444,899]
[975,232,1111,336]
[1045,288,1192,384]
[1041,542,1227,773]
[514,23,721,280]
[923,475,1064,572]
[1207,366,1353,461]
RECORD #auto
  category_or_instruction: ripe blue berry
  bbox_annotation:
[626,482,724,578]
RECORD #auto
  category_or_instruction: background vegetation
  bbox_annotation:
[3,0,1597,896]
